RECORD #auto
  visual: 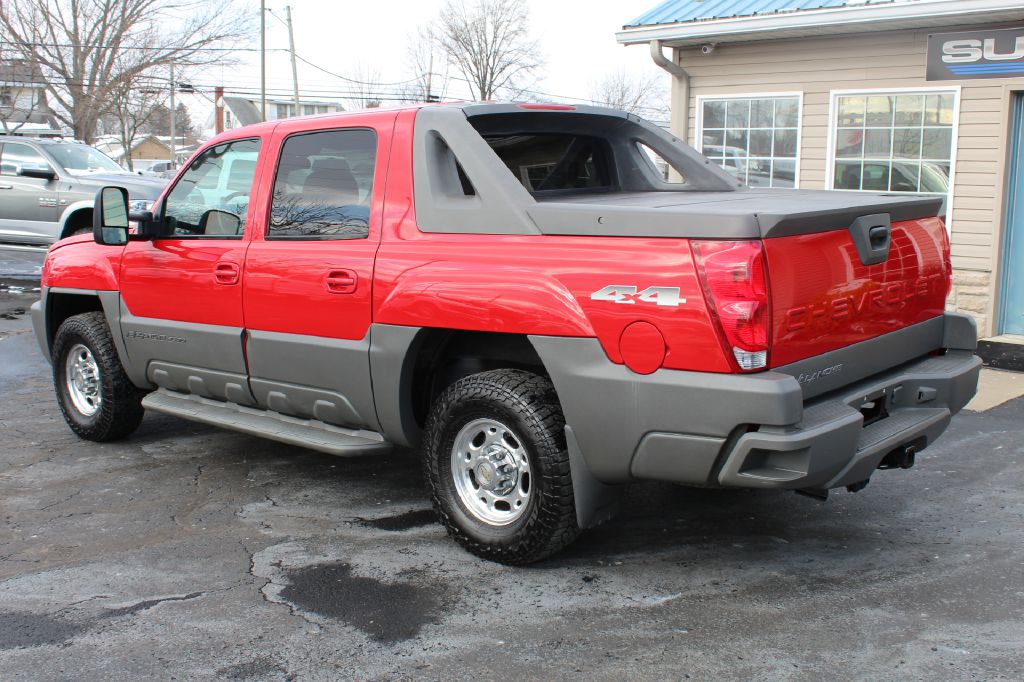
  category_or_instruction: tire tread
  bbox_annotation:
[423,369,580,564]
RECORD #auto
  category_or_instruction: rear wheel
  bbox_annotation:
[423,369,580,564]
[52,312,145,441]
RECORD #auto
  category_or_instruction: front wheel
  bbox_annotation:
[423,369,580,564]
[52,311,145,441]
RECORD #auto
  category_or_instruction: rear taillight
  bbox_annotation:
[692,240,770,372]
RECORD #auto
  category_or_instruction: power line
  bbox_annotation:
[262,8,420,88]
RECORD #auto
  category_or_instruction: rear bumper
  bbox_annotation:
[714,349,979,491]
[529,313,981,491]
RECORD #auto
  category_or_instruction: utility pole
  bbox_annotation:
[426,53,433,103]
[260,0,267,122]
[286,6,300,117]
[169,62,176,169]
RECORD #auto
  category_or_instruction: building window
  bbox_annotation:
[698,94,801,188]
[830,90,956,196]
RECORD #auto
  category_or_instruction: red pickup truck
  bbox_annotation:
[31,103,981,563]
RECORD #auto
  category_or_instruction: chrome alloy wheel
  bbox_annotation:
[65,343,102,417]
[450,418,532,525]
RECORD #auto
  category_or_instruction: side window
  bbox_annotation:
[1,142,50,176]
[161,138,260,237]
[268,128,377,240]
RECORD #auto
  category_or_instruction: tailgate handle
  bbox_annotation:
[849,213,891,266]
[869,225,890,249]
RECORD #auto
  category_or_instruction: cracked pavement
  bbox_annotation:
[1,286,1023,681]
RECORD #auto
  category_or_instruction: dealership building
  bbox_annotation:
[618,0,1024,350]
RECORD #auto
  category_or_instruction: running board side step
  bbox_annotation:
[142,389,392,457]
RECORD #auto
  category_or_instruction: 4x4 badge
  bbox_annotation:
[590,285,685,307]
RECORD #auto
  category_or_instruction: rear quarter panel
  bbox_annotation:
[376,110,732,373]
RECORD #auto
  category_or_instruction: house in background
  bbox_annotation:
[0,59,61,137]
[206,95,344,136]
[618,0,1024,357]
[93,134,174,170]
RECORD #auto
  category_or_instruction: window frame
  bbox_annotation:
[0,141,54,177]
[825,86,961,231]
[265,126,379,242]
[156,136,262,240]
[695,91,804,189]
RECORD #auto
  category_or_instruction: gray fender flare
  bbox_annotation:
[57,201,94,239]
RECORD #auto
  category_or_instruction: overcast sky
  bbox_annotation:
[185,0,668,128]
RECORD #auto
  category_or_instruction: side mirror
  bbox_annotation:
[18,163,56,181]
[198,209,242,235]
[92,186,130,245]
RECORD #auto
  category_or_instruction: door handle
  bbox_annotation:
[0,184,12,190]
[214,261,240,285]
[325,268,358,294]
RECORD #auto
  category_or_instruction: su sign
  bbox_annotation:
[927,27,1024,80]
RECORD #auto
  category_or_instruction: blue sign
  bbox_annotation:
[928,27,1024,81]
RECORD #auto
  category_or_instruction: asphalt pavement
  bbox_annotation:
[0,243,47,282]
[0,268,1022,680]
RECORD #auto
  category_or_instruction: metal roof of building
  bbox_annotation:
[627,0,901,28]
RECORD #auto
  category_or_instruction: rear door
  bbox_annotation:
[241,114,394,430]
[119,136,265,404]
[0,141,62,241]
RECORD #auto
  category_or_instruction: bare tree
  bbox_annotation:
[345,63,383,110]
[108,78,162,171]
[0,0,251,142]
[402,27,450,104]
[590,69,668,118]
[433,0,542,101]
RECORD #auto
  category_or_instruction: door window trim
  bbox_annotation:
[155,136,262,240]
[264,127,379,242]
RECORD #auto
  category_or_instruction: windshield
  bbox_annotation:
[47,145,124,174]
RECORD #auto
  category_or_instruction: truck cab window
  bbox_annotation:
[484,133,611,193]
[268,129,377,239]
[161,138,261,237]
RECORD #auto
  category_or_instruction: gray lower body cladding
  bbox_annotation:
[529,313,981,491]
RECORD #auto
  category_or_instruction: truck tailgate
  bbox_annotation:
[764,214,950,368]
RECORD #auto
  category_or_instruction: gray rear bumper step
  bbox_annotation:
[143,389,391,456]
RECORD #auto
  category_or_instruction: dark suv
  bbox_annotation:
[0,136,166,245]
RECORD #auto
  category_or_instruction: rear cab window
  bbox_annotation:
[483,133,611,193]
[268,128,377,240]
[460,109,714,199]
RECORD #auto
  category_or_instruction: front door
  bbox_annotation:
[242,117,393,430]
[1002,94,1024,335]
[119,136,264,403]
[0,141,61,242]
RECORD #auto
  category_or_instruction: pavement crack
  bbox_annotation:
[103,592,204,619]
[242,541,317,628]
[35,488,82,511]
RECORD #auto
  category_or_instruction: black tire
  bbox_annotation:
[52,311,145,441]
[69,227,91,237]
[423,369,580,564]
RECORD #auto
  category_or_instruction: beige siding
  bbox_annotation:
[674,25,1024,336]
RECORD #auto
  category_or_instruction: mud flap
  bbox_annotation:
[566,425,621,529]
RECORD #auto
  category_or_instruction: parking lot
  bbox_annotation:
[1,246,1022,681]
